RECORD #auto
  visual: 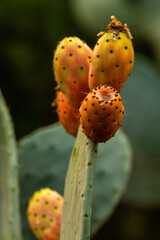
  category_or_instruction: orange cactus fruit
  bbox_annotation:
[27,188,63,240]
[79,85,124,143]
[53,37,92,107]
[53,91,80,137]
[89,16,134,92]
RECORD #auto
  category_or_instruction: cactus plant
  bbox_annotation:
[0,90,22,240]
[0,16,134,240]
[18,123,132,240]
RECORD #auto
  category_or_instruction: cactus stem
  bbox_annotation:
[60,125,97,240]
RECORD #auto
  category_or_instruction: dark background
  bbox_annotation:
[1,0,160,239]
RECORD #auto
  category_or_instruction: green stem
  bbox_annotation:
[60,125,98,240]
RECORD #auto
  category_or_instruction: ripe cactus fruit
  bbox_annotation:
[79,85,124,143]
[52,91,80,137]
[53,37,92,107]
[89,16,134,92]
[27,188,63,240]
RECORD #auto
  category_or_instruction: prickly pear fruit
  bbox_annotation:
[53,37,92,107]
[89,16,134,92]
[52,91,80,137]
[79,85,124,143]
[27,188,63,240]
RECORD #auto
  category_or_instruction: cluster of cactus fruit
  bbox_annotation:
[53,15,134,143]
[27,16,134,240]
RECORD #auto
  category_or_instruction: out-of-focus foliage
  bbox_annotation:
[121,54,160,207]
[70,0,160,63]
[0,0,85,138]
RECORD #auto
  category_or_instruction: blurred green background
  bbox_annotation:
[1,0,160,239]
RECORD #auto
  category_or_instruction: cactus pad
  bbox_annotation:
[0,90,22,240]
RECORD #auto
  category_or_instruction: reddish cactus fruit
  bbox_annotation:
[79,85,124,143]
[89,16,134,92]
[52,91,80,137]
[53,37,92,107]
[27,188,63,240]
